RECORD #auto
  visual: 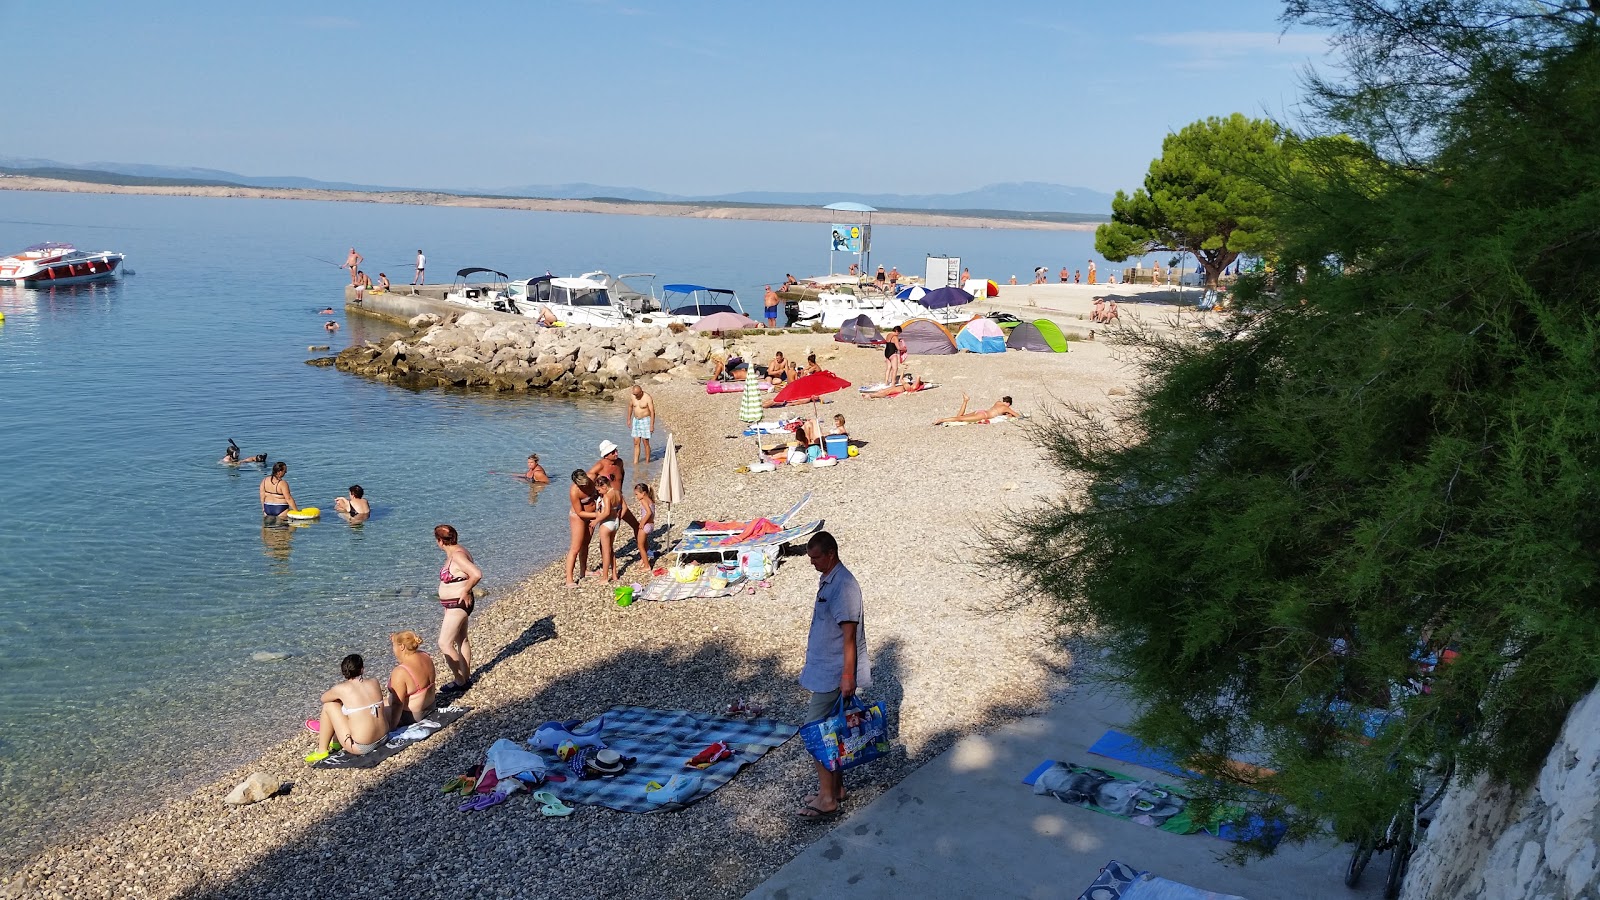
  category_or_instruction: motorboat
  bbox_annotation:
[0,242,125,285]
[504,273,636,327]
[794,283,973,330]
[444,268,514,311]
[579,271,658,314]
[639,284,749,326]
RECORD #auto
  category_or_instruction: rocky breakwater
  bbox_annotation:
[332,311,715,396]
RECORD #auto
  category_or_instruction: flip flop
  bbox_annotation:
[533,790,575,817]
[458,791,514,812]
[796,801,841,819]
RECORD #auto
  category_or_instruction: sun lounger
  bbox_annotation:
[671,519,824,561]
[683,493,811,537]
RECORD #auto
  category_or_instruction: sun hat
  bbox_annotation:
[599,440,618,456]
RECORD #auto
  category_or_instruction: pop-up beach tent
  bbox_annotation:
[1006,321,1053,351]
[835,314,885,346]
[1033,318,1070,352]
[955,317,1006,353]
[898,318,957,354]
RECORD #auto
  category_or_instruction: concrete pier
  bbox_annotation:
[342,284,489,327]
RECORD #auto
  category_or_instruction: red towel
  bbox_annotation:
[720,517,780,545]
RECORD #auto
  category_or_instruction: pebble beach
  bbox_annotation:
[2,325,1141,900]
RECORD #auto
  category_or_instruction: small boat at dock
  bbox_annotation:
[0,243,125,286]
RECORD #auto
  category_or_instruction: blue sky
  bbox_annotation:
[4,0,1328,195]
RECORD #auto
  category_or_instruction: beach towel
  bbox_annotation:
[683,494,812,537]
[1023,760,1286,848]
[1087,730,1277,783]
[539,706,797,812]
[639,569,747,602]
[720,517,780,545]
[312,705,470,770]
[1074,862,1247,900]
[671,518,823,557]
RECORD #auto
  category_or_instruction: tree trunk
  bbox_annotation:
[1198,250,1239,289]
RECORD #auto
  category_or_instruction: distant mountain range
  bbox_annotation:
[0,157,1113,215]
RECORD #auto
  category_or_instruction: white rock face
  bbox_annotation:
[1402,688,1600,899]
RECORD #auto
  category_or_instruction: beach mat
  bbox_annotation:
[1089,730,1279,785]
[1074,861,1248,900]
[1024,760,1286,848]
[312,705,469,770]
[546,706,796,813]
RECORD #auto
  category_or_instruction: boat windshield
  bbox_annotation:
[567,288,611,307]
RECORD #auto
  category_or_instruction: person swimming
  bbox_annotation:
[222,439,267,465]
[334,484,369,520]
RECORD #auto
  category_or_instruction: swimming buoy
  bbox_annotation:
[286,507,320,520]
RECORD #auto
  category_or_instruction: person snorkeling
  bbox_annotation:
[222,439,267,465]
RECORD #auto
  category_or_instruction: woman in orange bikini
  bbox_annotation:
[386,630,437,726]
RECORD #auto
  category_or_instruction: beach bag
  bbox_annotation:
[738,545,776,580]
[800,696,891,773]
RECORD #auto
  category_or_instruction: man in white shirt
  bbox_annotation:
[798,531,870,819]
[413,250,426,286]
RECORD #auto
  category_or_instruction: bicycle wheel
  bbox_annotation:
[1345,837,1375,887]
[1384,823,1414,899]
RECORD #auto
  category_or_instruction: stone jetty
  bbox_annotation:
[331,311,717,396]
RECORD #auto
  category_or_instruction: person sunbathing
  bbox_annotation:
[934,394,1019,425]
[866,374,925,399]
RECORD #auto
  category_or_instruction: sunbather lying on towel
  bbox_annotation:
[866,374,926,399]
[934,394,1018,425]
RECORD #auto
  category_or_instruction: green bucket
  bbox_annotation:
[614,585,635,607]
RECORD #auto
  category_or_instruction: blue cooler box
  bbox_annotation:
[822,434,849,459]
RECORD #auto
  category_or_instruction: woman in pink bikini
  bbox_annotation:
[434,524,481,693]
[386,630,437,725]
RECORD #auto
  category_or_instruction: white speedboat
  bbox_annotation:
[637,284,748,326]
[0,242,125,285]
[505,273,639,327]
[444,267,514,311]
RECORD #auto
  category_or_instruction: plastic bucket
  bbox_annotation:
[822,434,848,459]
[614,585,635,607]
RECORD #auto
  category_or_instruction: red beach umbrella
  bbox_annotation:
[772,371,852,406]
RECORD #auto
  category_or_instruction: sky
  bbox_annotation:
[3,0,1330,196]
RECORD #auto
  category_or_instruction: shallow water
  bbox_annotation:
[0,190,1101,864]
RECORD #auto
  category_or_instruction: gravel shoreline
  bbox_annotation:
[2,332,1133,900]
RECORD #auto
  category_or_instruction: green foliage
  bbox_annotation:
[1003,8,1600,851]
[1095,114,1284,287]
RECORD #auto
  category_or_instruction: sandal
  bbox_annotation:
[796,801,841,819]
[533,790,575,817]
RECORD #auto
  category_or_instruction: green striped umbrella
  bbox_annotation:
[739,366,764,461]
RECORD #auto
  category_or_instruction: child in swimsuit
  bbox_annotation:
[594,475,624,582]
[633,483,656,567]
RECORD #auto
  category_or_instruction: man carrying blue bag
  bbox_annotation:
[797,531,876,819]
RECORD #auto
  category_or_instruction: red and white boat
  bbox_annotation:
[0,242,125,285]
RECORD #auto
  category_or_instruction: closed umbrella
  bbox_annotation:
[739,366,765,462]
[657,432,684,526]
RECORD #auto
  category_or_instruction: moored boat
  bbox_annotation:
[0,243,125,285]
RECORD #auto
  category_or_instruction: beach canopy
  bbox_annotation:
[823,201,878,212]
[898,318,958,355]
[918,286,974,309]
[1033,318,1070,352]
[692,311,760,332]
[955,317,1007,353]
[455,267,508,279]
[1005,321,1054,351]
[835,314,885,346]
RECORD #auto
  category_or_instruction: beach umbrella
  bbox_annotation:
[772,371,852,441]
[739,366,765,462]
[692,311,760,332]
[986,280,1000,298]
[919,286,974,309]
[657,432,684,526]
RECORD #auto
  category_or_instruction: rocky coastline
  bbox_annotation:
[331,312,720,395]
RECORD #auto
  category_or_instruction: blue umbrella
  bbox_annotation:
[919,286,974,309]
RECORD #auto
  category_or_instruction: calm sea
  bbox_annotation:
[0,190,1103,864]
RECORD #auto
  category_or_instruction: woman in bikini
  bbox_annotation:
[934,394,1019,425]
[866,373,925,399]
[633,483,656,568]
[434,524,481,693]
[386,630,437,726]
[259,461,297,522]
[306,654,389,763]
[593,474,624,582]
[564,470,599,585]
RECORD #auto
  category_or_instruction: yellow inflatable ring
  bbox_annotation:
[286,507,320,519]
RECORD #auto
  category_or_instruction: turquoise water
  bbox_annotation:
[0,190,1100,863]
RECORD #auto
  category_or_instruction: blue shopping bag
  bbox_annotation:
[800,696,891,772]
